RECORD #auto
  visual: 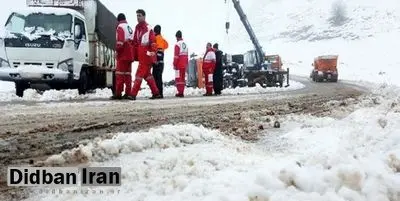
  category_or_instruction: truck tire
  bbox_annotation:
[78,69,89,95]
[15,81,28,97]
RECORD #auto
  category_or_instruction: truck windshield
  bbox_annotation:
[5,12,72,38]
[244,51,256,66]
[266,56,277,63]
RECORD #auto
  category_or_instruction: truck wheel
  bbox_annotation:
[78,69,89,95]
[15,81,28,97]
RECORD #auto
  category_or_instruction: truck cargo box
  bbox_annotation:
[91,0,117,50]
[26,0,117,50]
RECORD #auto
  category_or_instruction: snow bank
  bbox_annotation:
[42,124,222,166]
[0,81,13,92]
[27,85,400,201]
[0,80,304,102]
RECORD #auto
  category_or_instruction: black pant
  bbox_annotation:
[152,62,164,96]
[213,66,223,94]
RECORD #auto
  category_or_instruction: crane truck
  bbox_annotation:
[226,0,290,87]
[0,0,116,97]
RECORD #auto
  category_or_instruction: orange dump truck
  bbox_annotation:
[310,55,338,82]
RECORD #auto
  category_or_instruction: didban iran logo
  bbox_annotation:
[7,167,121,187]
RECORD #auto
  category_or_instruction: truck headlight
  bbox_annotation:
[0,57,10,67]
[57,59,73,72]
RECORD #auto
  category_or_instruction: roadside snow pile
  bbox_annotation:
[0,81,13,92]
[28,85,400,201]
[43,124,223,166]
[0,80,304,102]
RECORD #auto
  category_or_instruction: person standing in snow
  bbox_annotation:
[110,13,135,100]
[202,42,216,96]
[152,25,169,98]
[173,30,189,97]
[212,43,224,95]
[130,9,162,100]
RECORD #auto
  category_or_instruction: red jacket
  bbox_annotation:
[133,21,157,65]
[116,20,134,62]
[173,38,189,69]
[202,47,216,70]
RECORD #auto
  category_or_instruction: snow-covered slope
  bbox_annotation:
[226,0,400,48]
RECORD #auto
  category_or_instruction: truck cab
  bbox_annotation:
[265,54,283,70]
[0,0,116,97]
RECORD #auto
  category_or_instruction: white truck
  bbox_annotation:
[0,0,116,97]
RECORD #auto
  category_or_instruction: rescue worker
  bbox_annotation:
[212,43,223,95]
[130,9,162,100]
[110,13,135,100]
[152,25,168,98]
[173,30,189,97]
[202,42,216,96]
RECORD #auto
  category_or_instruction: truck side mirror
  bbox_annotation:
[74,24,81,39]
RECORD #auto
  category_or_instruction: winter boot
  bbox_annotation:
[110,95,122,100]
[149,94,163,99]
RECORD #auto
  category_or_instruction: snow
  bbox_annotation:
[0,80,304,102]
[0,65,68,78]
[27,85,400,201]
[12,7,84,18]
[0,0,400,200]
[1,7,76,41]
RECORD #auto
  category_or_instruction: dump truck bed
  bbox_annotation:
[314,55,338,72]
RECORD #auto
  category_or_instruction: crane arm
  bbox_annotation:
[231,0,265,64]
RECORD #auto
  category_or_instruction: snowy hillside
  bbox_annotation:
[226,0,400,48]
